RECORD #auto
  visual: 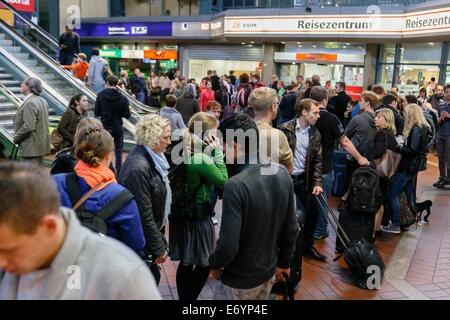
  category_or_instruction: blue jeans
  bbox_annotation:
[388,173,415,227]
[314,171,335,237]
[92,82,105,94]
[136,91,145,104]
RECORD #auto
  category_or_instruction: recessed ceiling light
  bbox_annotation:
[292,62,296,65]
[335,3,339,6]
[250,41,255,44]
[313,45,317,48]
[428,42,434,46]
[359,46,363,49]
[320,5,324,8]
[297,42,301,44]
[346,43,350,46]
[298,45,302,47]
[241,42,246,45]
[281,42,286,44]
[343,46,347,48]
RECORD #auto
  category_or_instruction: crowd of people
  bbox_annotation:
[3,46,450,300]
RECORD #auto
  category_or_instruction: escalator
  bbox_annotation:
[0,0,157,147]
[0,82,20,160]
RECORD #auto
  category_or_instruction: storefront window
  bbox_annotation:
[344,66,364,87]
[379,64,395,89]
[380,44,396,63]
[397,65,440,87]
[445,67,450,84]
[400,43,442,64]
[188,59,260,83]
[279,64,299,84]
[304,63,343,85]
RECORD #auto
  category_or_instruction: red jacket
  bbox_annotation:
[63,61,89,80]
[252,81,265,89]
[200,88,216,111]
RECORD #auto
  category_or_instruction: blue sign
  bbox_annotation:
[75,22,172,37]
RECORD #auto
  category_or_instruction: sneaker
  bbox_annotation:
[434,179,449,189]
[313,231,329,240]
[433,179,444,187]
[381,223,401,234]
[211,217,219,225]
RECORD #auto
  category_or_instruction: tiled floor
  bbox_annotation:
[159,154,450,300]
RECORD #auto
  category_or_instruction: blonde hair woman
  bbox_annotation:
[382,104,432,234]
[119,115,172,285]
[374,108,398,159]
[170,112,228,301]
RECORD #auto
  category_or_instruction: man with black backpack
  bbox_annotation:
[345,91,379,178]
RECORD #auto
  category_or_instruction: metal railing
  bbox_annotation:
[0,82,20,160]
[0,0,156,116]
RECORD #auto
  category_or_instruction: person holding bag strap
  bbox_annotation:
[374,108,402,179]
[373,108,401,234]
[53,127,146,253]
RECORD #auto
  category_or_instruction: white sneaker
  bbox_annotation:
[381,223,401,234]
[211,217,219,225]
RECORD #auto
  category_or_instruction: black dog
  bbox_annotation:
[416,200,433,223]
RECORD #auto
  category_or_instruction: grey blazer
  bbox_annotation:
[13,95,51,158]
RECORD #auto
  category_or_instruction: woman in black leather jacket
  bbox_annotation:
[383,104,431,234]
[119,115,172,285]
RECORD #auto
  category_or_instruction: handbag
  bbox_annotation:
[374,132,402,179]
[50,128,65,150]
[399,191,417,228]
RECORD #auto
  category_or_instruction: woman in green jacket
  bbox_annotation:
[169,112,228,301]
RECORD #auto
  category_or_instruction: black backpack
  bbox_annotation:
[347,167,382,215]
[66,173,134,235]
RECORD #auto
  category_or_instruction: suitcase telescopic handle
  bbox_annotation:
[315,194,351,249]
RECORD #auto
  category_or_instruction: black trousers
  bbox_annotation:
[293,175,319,249]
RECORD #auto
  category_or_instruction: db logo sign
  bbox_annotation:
[131,26,148,35]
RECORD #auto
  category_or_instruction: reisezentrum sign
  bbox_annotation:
[223,7,450,38]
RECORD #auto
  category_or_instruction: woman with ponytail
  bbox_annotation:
[53,127,146,254]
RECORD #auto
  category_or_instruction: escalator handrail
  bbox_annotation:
[0,45,70,106]
[0,19,99,101]
[0,0,59,48]
[0,19,158,115]
[0,83,20,158]
[0,81,22,107]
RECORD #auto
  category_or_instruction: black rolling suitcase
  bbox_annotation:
[271,208,305,296]
[335,203,375,253]
[316,194,385,290]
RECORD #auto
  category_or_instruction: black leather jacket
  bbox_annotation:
[397,125,431,175]
[119,144,168,258]
[281,119,323,191]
